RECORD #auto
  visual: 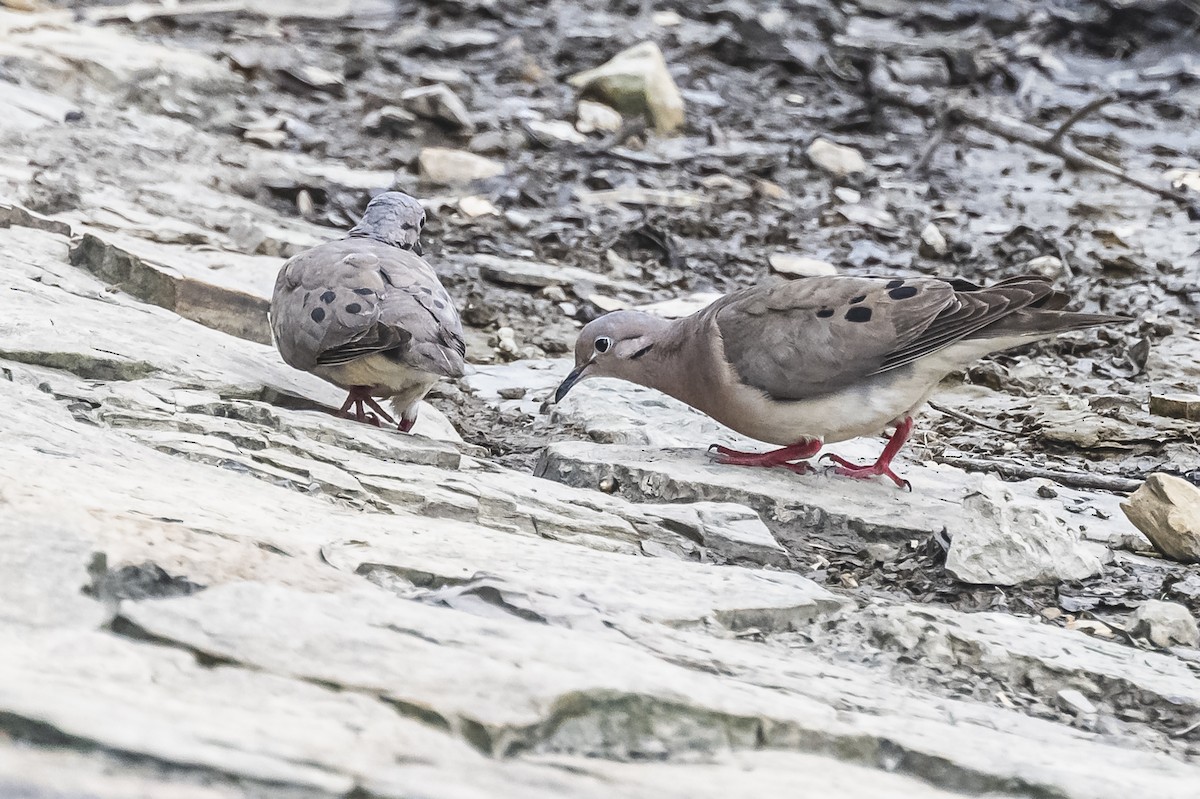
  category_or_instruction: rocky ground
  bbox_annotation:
[2,0,1200,796]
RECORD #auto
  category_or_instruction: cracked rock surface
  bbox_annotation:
[3,3,1200,798]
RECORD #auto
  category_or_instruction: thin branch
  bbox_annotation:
[927,401,1012,434]
[909,113,952,176]
[1047,92,1119,149]
[937,456,1143,493]
[868,61,1194,209]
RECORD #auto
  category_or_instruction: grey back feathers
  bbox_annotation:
[270,192,465,382]
[711,274,1122,402]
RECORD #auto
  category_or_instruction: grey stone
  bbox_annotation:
[944,476,1106,585]
[860,604,1200,719]
[638,502,789,567]
[417,147,505,185]
[400,83,475,133]
[1129,600,1200,649]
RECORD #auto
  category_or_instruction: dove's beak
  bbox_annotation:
[412,240,424,257]
[554,360,591,403]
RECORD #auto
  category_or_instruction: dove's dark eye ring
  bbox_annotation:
[594,336,612,354]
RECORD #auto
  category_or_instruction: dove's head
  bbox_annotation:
[554,311,670,402]
[349,191,427,255]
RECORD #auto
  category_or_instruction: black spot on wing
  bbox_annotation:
[889,285,919,300]
[845,306,872,323]
[345,303,362,314]
[886,279,904,289]
[850,295,866,304]
[354,287,374,295]
[311,308,326,323]
[321,290,336,303]
[816,308,834,318]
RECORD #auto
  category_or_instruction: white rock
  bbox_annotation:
[568,41,685,135]
[1025,255,1065,279]
[768,254,838,278]
[587,294,627,313]
[493,326,519,356]
[527,119,587,145]
[1164,168,1200,193]
[944,476,1105,585]
[651,10,683,26]
[400,83,474,133]
[1056,688,1098,716]
[1121,473,1200,563]
[919,223,948,257]
[637,292,723,319]
[457,195,499,218]
[806,138,867,177]
[575,100,624,134]
[417,147,505,185]
[833,186,861,204]
[540,285,568,303]
[1129,600,1200,648]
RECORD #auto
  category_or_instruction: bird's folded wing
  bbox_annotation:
[270,241,465,379]
[374,253,466,379]
[714,275,1062,401]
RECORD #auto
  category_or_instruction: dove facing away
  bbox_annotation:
[554,274,1125,488]
[270,191,466,431]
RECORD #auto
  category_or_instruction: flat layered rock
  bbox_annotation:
[536,441,1129,556]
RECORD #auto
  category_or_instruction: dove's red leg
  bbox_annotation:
[821,417,914,490]
[708,439,822,473]
[337,387,396,427]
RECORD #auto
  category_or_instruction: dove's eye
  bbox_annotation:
[594,336,612,354]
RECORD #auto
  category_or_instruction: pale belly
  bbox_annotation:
[707,338,1031,446]
[720,366,936,444]
[314,354,438,414]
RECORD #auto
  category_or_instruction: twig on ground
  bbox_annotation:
[909,113,952,176]
[1047,92,1119,149]
[937,456,1143,493]
[927,401,1012,434]
[867,61,1194,209]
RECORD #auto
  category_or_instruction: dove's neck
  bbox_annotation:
[346,226,421,253]
[623,315,724,417]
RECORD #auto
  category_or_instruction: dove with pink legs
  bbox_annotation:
[554,275,1125,489]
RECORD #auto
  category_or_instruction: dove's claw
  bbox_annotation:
[820,417,914,490]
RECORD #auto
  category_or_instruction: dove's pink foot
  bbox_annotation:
[821,416,914,490]
[337,386,396,427]
[708,439,822,471]
[398,414,416,433]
